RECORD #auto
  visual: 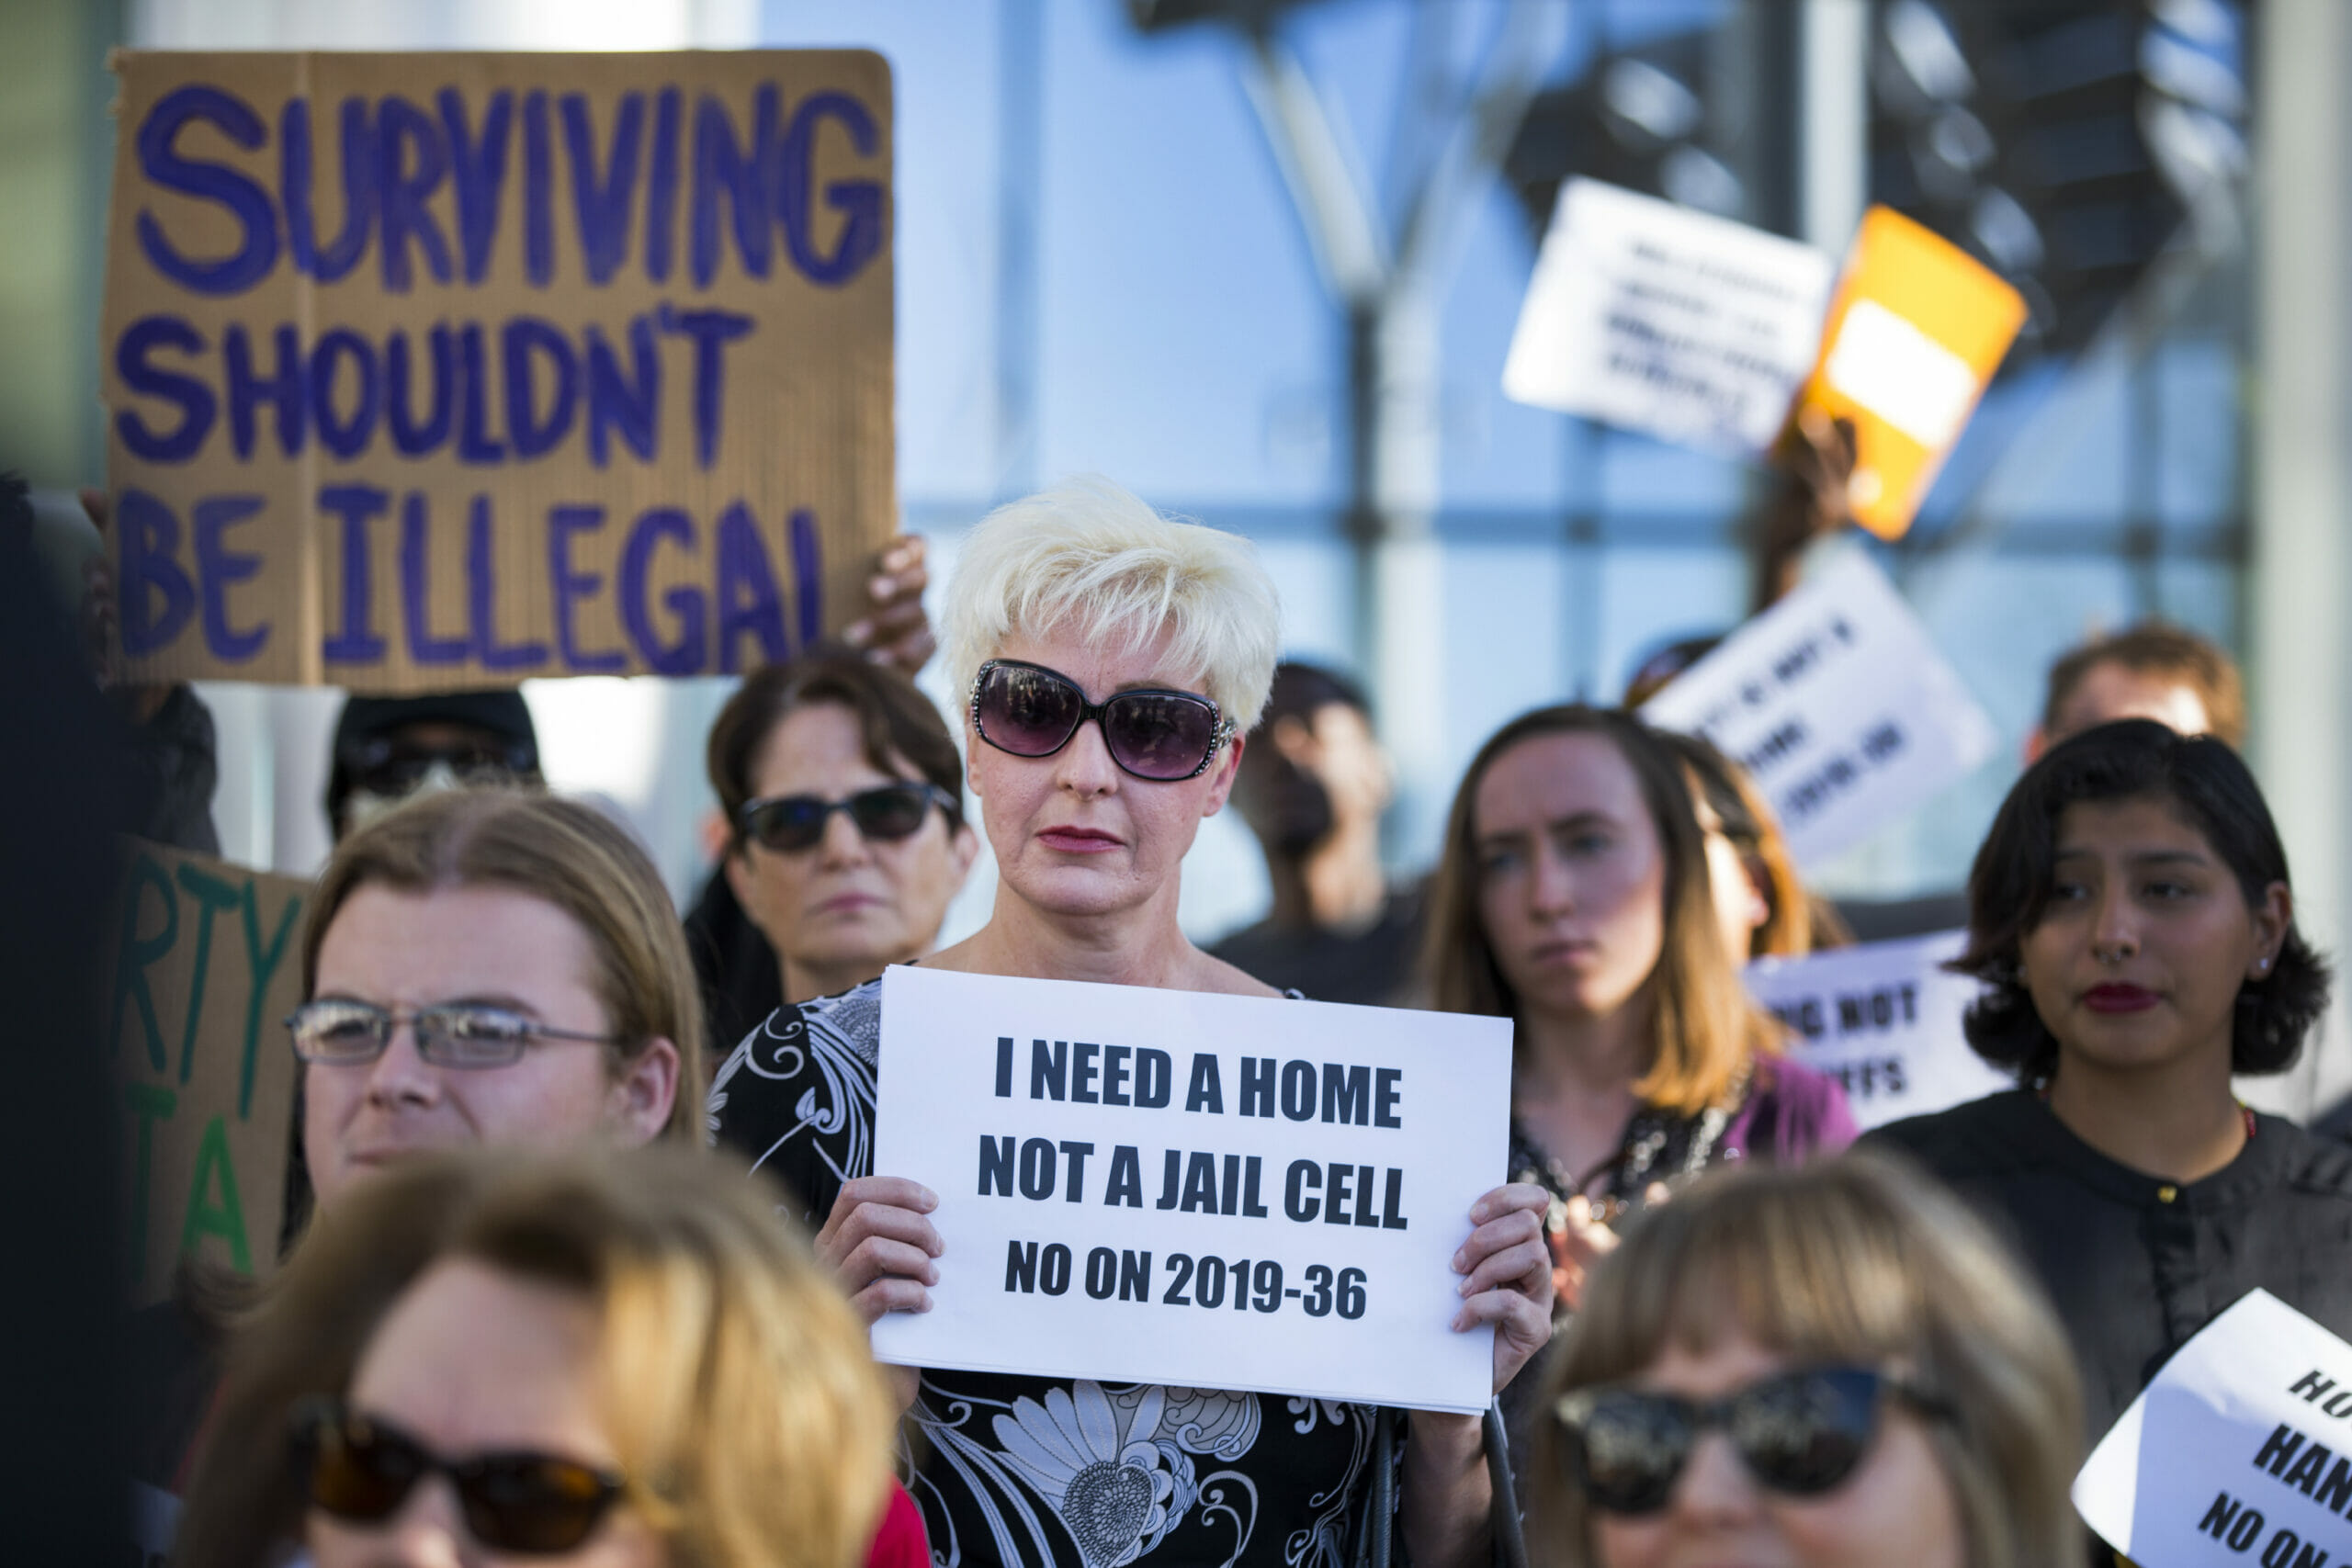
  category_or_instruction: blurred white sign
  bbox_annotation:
[1743,931,2007,1130]
[2075,1290,2352,1564]
[1503,177,1837,454]
[1640,550,1998,867]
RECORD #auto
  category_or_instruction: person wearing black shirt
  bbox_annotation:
[1209,662,1422,1005]
[1872,721,2352,1523]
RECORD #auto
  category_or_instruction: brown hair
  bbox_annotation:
[1421,705,1778,1116]
[173,1145,895,1568]
[1952,718,2328,1082]
[1657,729,1849,958]
[1528,1152,2083,1568]
[706,645,964,851]
[2041,621,2245,748]
[300,788,707,1141]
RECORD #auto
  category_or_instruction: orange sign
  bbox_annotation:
[1790,208,2027,539]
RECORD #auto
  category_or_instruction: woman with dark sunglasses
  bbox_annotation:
[709,477,1553,1568]
[173,1144,899,1568]
[689,649,978,1055]
[1528,1152,2082,1568]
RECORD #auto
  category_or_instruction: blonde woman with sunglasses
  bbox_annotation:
[711,477,1553,1568]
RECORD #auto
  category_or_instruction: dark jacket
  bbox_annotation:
[1871,1090,2352,1449]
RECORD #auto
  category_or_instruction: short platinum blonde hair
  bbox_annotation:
[941,476,1282,731]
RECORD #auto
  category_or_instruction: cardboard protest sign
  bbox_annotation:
[102,51,894,690]
[1742,931,2008,1130]
[1790,207,2025,539]
[867,965,1513,1414]
[1640,549,1997,868]
[2074,1290,2352,1564]
[1502,178,1837,456]
[103,840,306,1307]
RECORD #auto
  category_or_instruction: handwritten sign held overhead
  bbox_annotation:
[1640,550,1997,868]
[1503,179,1837,456]
[867,965,1513,1414]
[102,841,307,1307]
[103,51,895,691]
[1742,932,2008,1130]
[2074,1291,2352,1564]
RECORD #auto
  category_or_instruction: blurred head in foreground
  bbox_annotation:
[174,1145,894,1568]
[1531,1153,2081,1568]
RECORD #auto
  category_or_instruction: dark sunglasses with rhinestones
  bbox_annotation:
[970,659,1235,782]
[737,782,957,854]
[1553,1366,1952,1515]
[290,1398,628,1554]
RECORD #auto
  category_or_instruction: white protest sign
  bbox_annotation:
[1639,549,1997,867]
[1742,931,2008,1130]
[1502,177,1837,455]
[2075,1290,2352,1565]
[868,964,1513,1414]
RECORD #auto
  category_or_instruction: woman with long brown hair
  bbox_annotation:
[1422,705,1856,1311]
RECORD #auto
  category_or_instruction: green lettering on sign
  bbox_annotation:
[172,863,240,1086]
[238,885,300,1119]
[178,1114,252,1273]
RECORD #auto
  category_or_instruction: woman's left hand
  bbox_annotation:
[1451,1181,1554,1393]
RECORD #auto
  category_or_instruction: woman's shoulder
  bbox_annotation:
[1746,1053,1860,1150]
[1864,1088,2039,1168]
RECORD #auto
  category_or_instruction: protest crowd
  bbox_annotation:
[8,6,2352,1568]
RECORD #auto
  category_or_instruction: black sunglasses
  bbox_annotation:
[345,736,540,798]
[738,782,955,853]
[290,1398,627,1554]
[971,659,1234,782]
[1553,1366,1949,1514]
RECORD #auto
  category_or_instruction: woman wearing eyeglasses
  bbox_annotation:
[686,649,978,1058]
[710,477,1552,1568]
[1529,1151,2082,1568]
[173,1144,898,1568]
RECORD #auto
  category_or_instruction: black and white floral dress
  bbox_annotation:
[708,979,1386,1568]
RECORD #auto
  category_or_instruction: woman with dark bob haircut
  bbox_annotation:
[1873,718,2352,1553]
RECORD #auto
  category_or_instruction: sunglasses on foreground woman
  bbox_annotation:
[1529,1152,2084,1568]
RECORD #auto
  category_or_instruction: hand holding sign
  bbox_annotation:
[815,1174,944,1323]
[865,965,1520,1413]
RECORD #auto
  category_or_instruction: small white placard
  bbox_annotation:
[868,965,1514,1414]
[1640,550,1998,867]
[1823,297,1982,450]
[2074,1290,2352,1563]
[1742,931,2008,1130]
[1503,177,1837,454]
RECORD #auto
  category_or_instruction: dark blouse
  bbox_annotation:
[708,980,1390,1568]
[1871,1090,2352,1447]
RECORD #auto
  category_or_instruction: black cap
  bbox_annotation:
[326,689,541,832]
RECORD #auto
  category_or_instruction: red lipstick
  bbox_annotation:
[1038,827,1121,853]
[2083,983,2159,1013]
